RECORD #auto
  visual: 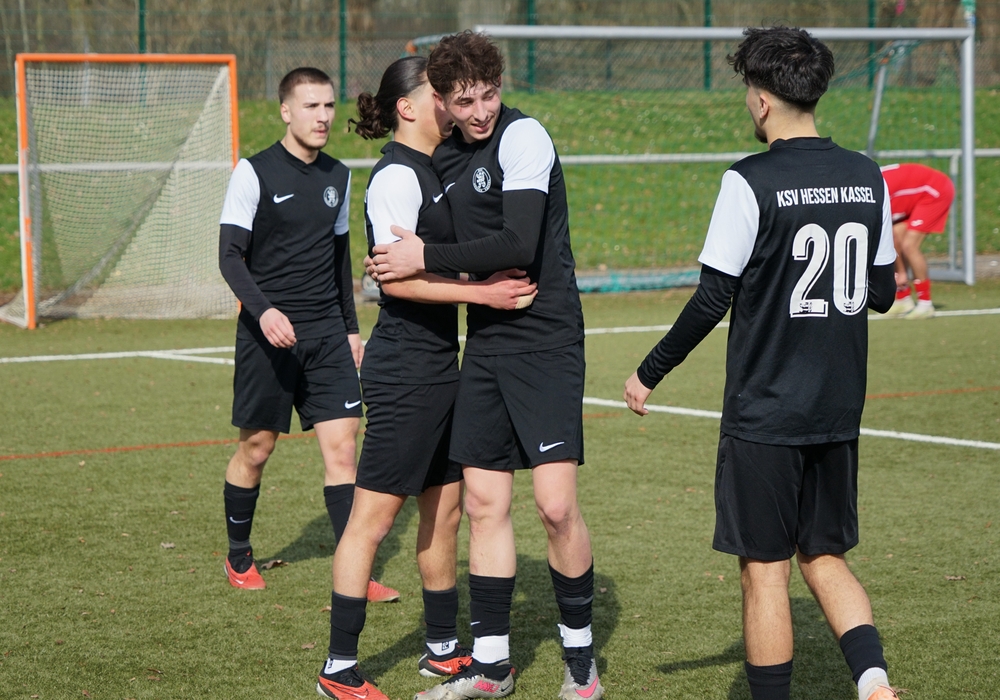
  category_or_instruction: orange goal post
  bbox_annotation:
[1,53,240,329]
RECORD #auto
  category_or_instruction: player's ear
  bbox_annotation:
[396,96,417,124]
[279,101,292,126]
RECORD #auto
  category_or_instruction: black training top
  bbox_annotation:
[641,137,896,445]
[426,105,585,356]
[219,141,356,340]
[361,141,460,385]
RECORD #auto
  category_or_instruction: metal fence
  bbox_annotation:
[0,1,998,99]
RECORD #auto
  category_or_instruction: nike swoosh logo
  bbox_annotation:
[432,193,444,203]
[344,400,361,409]
[539,441,565,452]
[576,677,601,698]
[228,516,251,524]
[445,182,456,192]
[470,621,480,625]
[273,193,294,203]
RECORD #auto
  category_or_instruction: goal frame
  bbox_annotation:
[12,53,240,329]
[412,26,977,288]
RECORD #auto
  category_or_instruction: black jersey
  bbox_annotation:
[219,141,352,340]
[430,105,584,356]
[361,142,460,384]
[699,138,895,445]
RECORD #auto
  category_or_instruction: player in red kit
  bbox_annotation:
[881,163,954,318]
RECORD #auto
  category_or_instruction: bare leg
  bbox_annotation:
[892,221,910,288]
[416,481,464,590]
[532,460,592,577]
[315,417,361,486]
[796,552,874,639]
[332,487,405,598]
[899,228,929,284]
[740,557,794,666]
[464,467,516,577]
[225,428,278,487]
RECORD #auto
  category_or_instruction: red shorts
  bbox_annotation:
[883,163,955,234]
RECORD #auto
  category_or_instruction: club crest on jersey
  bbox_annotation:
[323,186,339,208]
[472,167,491,193]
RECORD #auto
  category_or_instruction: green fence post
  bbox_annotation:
[868,0,875,89]
[527,0,536,93]
[703,0,711,90]
[138,0,146,53]
[339,0,347,103]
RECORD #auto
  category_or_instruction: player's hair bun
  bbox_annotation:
[349,56,428,141]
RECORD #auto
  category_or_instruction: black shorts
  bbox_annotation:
[450,342,585,471]
[232,333,362,433]
[713,434,859,561]
[356,380,463,496]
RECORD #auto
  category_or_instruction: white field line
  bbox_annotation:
[582,397,1000,450]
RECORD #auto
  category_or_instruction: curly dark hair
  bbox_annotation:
[727,27,835,108]
[426,30,505,97]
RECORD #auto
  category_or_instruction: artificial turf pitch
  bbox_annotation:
[1,281,999,699]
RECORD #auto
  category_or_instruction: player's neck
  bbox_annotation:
[280,132,320,164]
[764,114,820,146]
[394,123,438,157]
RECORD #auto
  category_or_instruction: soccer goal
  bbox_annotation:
[411,26,979,291]
[0,53,241,329]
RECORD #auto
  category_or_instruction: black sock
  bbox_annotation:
[469,574,515,639]
[224,481,259,566]
[745,660,793,700]
[839,624,887,683]
[328,591,367,659]
[423,587,459,645]
[324,484,354,545]
[469,657,513,681]
[549,561,594,632]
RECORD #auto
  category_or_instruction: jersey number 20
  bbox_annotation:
[789,223,869,319]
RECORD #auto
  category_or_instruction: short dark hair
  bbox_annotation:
[278,67,335,104]
[426,30,504,97]
[349,56,428,140]
[727,27,835,109]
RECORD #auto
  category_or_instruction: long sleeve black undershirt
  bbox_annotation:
[219,223,272,320]
[636,265,738,390]
[334,232,359,334]
[423,189,545,274]
[637,261,900,389]
[867,262,896,314]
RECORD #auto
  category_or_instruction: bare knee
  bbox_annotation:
[740,557,791,593]
[237,431,277,470]
[535,496,579,536]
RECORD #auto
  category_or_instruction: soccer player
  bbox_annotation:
[881,163,955,318]
[623,27,899,700]
[217,67,396,603]
[370,32,603,700]
[317,56,537,700]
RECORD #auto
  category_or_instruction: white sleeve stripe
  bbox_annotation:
[874,179,897,265]
[219,159,260,230]
[366,164,422,246]
[499,118,554,193]
[334,170,351,235]
[697,170,760,277]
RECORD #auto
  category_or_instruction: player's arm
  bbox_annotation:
[332,174,363,367]
[371,119,554,279]
[868,179,898,314]
[380,270,537,310]
[625,169,758,415]
[218,159,295,348]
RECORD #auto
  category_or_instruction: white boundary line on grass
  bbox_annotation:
[581,397,1000,450]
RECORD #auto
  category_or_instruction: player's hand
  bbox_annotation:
[624,371,652,416]
[259,307,296,348]
[363,255,379,283]
[479,269,538,310]
[347,333,364,369]
[371,226,425,281]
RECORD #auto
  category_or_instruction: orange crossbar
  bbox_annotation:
[16,52,237,64]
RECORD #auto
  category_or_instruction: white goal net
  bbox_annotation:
[0,54,240,328]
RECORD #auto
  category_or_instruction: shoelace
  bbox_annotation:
[565,652,593,687]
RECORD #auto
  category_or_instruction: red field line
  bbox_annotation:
[0,433,314,462]
[866,386,1000,400]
